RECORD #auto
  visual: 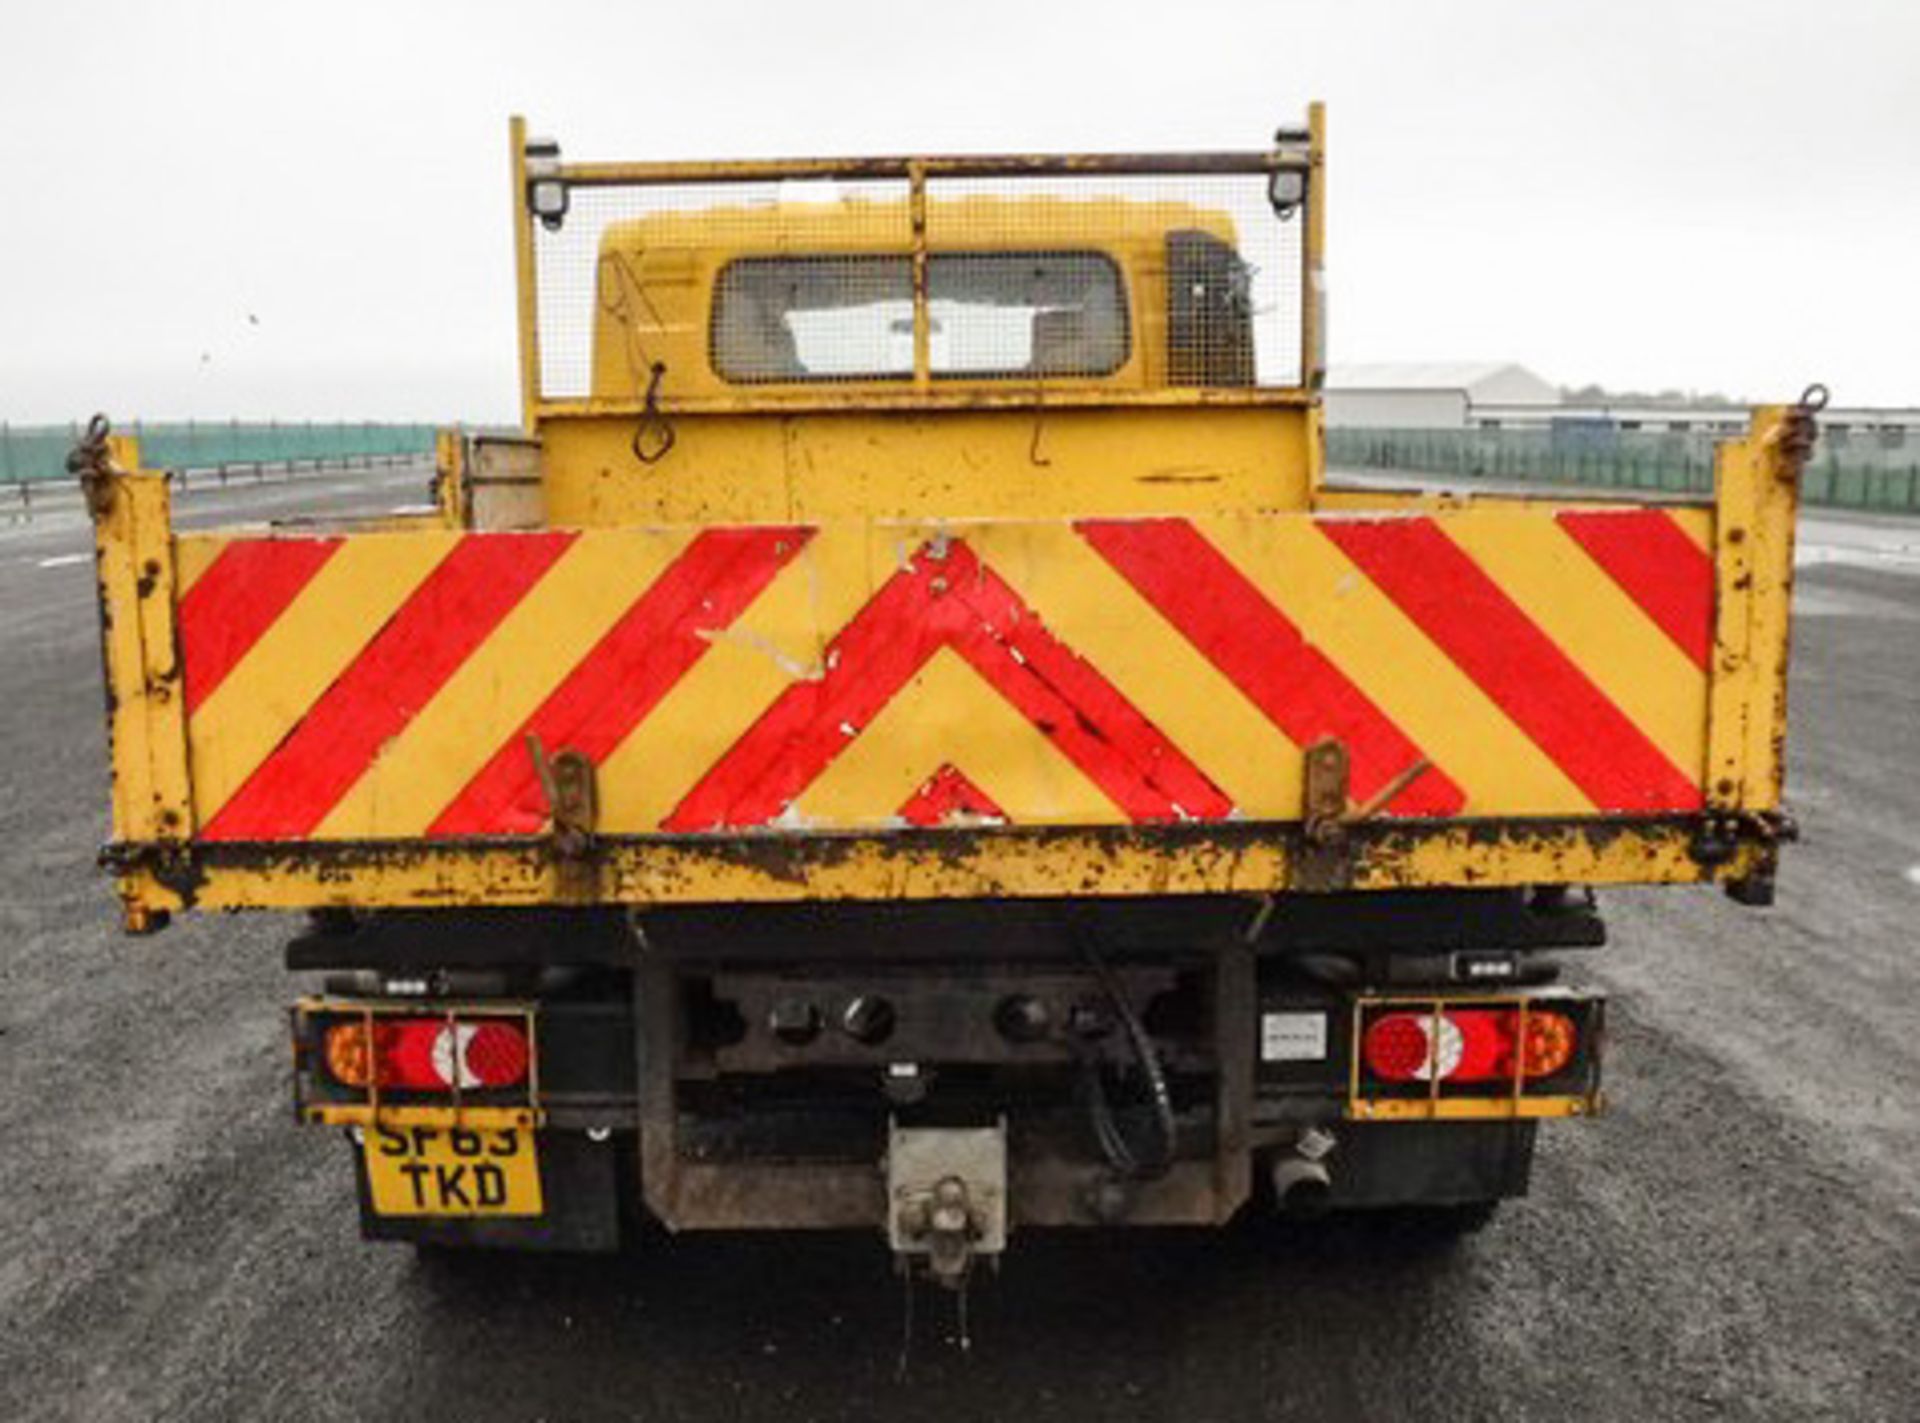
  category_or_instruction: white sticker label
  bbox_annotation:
[1261,1011,1329,1062]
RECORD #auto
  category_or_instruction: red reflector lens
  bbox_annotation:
[319,1016,529,1091]
[384,1020,450,1089]
[464,1021,530,1087]
[1362,1014,1435,1081]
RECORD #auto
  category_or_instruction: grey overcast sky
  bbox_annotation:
[2,0,1915,421]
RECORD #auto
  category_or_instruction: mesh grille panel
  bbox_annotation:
[531,168,1303,399]
[924,174,1302,388]
[536,180,911,399]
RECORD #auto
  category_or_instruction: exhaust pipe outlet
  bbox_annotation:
[1270,1155,1334,1219]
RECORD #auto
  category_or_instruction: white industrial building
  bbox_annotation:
[1471,399,1920,447]
[1325,361,1918,446]
[1323,362,1560,428]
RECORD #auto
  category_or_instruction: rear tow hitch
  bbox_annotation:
[887,1122,1007,1287]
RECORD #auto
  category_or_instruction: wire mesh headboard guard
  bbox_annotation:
[516,137,1320,414]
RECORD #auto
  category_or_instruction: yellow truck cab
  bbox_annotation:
[592,197,1249,398]
[79,109,1814,1277]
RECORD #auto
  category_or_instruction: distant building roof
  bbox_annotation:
[1328,362,1560,406]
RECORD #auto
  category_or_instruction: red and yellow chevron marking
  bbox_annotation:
[665,536,1232,831]
[172,505,1713,842]
[899,764,1007,827]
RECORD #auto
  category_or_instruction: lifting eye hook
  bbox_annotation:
[1774,382,1830,472]
[68,412,119,519]
[631,362,676,465]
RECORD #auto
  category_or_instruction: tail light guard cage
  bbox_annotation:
[1345,990,1606,1122]
[291,996,545,1131]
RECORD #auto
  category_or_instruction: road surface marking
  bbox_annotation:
[37,553,88,569]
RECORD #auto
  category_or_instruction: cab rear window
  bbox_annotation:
[711,251,1129,383]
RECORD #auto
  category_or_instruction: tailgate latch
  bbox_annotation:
[528,735,597,860]
[1296,738,1430,891]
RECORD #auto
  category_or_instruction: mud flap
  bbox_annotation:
[1324,1121,1537,1208]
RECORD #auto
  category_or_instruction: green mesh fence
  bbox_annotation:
[0,420,437,484]
[1325,426,1920,513]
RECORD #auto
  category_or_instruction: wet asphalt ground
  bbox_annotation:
[0,469,1915,1421]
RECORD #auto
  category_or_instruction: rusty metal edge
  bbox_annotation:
[103,814,1784,918]
[533,386,1318,421]
[556,148,1309,189]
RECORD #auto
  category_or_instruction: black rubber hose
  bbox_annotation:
[1071,935,1177,1180]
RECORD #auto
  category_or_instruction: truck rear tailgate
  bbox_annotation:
[89,410,1802,922]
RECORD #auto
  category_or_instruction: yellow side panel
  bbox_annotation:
[974,522,1302,817]
[187,533,460,826]
[1442,513,1706,780]
[173,503,1715,843]
[593,521,876,831]
[173,536,223,599]
[1200,516,1591,817]
[318,530,696,838]
[794,649,1117,825]
[97,411,1799,916]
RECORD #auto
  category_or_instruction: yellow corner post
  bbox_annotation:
[87,433,193,930]
[433,427,468,527]
[1302,100,1327,392]
[509,115,542,434]
[1299,102,1328,493]
[1704,405,1805,821]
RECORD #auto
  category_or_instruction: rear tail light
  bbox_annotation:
[321,1017,529,1092]
[323,1019,387,1088]
[1518,1009,1576,1078]
[1362,1007,1577,1084]
[460,1021,531,1086]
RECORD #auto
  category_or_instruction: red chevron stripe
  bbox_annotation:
[1556,510,1714,669]
[430,527,811,837]
[1079,518,1465,818]
[179,538,342,714]
[665,539,1232,831]
[1321,517,1702,812]
[899,763,1006,827]
[200,532,577,841]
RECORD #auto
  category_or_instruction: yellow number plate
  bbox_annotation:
[363,1123,544,1217]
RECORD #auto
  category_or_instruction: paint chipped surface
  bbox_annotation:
[696,622,826,682]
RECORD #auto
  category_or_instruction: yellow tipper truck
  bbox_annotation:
[80,107,1818,1274]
